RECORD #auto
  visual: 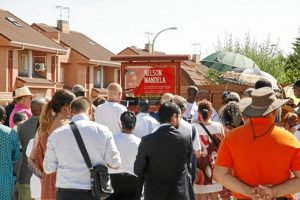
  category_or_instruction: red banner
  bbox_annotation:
[124,66,175,96]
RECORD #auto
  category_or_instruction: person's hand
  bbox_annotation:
[250,185,275,200]
[249,186,266,200]
[258,185,275,199]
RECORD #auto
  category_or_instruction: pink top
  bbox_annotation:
[9,103,32,128]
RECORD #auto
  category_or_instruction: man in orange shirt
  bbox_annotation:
[214,87,300,200]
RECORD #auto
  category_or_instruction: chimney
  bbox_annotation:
[145,43,153,53]
[57,20,69,33]
[192,54,201,64]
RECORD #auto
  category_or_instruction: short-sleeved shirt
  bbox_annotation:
[95,102,127,134]
[133,113,159,138]
[109,133,141,176]
[216,118,300,199]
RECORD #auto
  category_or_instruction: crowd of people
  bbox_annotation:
[0,79,300,200]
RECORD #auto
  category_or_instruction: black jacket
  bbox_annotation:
[134,124,195,200]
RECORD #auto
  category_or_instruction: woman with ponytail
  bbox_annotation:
[30,89,75,200]
[192,100,225,200]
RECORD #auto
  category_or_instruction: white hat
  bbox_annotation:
[13,87,33,99]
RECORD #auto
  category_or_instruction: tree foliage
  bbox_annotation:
[212,33,288,83]
[284,36,300,83]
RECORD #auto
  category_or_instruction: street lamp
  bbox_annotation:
[152,27,177,54]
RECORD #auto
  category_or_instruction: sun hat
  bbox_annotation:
[239,87,289,117]
[72,84,87,93]
[13,87,33,99]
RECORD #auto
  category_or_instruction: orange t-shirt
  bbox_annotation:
[216,118,300,199]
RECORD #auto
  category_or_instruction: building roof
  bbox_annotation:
[0,9,66,53]
[118,46,166,56]
[33,23,117,64]
[17,76,56,86]
[181,65,210,86]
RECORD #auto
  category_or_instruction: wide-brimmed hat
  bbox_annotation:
[13,87,33,99]
[239,87,289,117]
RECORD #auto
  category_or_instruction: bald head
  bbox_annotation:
[107,83,123,102]
[31,98,46,116]
[173,95,187,112]
[160,93,174,105]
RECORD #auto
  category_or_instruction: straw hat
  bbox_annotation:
[13,87,33,99]
[239,87,289,117]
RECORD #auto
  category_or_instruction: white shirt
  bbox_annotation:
[183,102,198,119]
[193,121,224,137]
[95,102,127,134]
[178,119,201,151]
[191,107,220,123]
[26,139,41,199]
[133,113,159,138]
[109,133,141,176]
[43,114,121,189]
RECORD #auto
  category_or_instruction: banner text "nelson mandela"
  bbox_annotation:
[144,69,166,84]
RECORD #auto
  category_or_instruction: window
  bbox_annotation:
[96,71,101,83]
[21,54,29,73]
[8,50,13,91]
[94,69,101,88]
[6,17,22,27]
[60,67,64,82]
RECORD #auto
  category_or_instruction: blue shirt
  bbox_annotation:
[0,124,20,200]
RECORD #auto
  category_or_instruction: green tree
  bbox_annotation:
[213,33,288,83]
[284,36,300,83]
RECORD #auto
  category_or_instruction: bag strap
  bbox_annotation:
[199,123,220,148]
[191,125,196,141]
[69,121,93,170]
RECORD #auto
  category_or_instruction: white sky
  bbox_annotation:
[1,0,300,57]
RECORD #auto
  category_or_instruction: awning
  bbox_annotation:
[16,77,56,88]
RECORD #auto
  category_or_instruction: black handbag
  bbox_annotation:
[69,122,114,200]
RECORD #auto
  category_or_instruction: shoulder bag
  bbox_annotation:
[70,121,113,200]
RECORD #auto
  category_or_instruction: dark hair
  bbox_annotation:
[93,96,106,107]
[198,100,212,121]
[40,89,75,133]
[13,111,27,124]
[187,86,199,96]
[71,97,91,113]
[15,97,23,103]
[120,111,136,130]
[74,91,85,98]
[30,98,46,116]
[220,101,243,128]
[158,102,181,123]
[254,79,272,89]
[137,99,150,113]
[0,106,7,122]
